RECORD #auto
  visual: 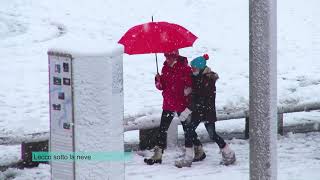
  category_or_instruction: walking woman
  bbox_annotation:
[144,50,201,165]
[175,54,236,168]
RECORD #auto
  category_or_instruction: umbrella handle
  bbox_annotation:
[155,53,159,74]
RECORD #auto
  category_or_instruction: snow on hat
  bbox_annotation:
[191,54,209,69]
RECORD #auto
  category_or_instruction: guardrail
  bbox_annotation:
[1,102,320,146]
[0,102,319,170]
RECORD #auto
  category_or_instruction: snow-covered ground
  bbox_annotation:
[0,0,319,136]
[1,0,320,179]
[1,131,320,180]
[1,111,320,179]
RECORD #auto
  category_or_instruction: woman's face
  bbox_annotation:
[192,67,200,75]
[164,53,176,64]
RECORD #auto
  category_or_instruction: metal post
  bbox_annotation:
[249,0,277,180]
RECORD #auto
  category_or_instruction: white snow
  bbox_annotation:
[0,145,20,166]
[0,0,319,179]
[0,0,319,137]
[2,132,320,180]
[48,43,124,58]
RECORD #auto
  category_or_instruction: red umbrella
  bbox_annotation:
[118,21,197,54]
[118,20,197,73]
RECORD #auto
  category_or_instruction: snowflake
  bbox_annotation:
[143,23,150,32]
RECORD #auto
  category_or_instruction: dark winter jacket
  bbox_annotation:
[155,56,192,113]
[190,67,219,122]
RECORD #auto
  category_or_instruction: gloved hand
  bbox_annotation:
[155,74,161,82]
[179,108,192,122]
[184,87,192,96]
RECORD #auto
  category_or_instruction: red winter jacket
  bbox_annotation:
[155,56,192,113]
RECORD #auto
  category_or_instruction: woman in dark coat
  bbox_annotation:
[175,54,236,168]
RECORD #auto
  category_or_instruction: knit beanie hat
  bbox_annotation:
[191,54,209,69]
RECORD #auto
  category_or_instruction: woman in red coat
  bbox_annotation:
[155,51,192,112]
[144,50,201,165]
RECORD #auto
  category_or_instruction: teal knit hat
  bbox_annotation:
[191,54,209,69]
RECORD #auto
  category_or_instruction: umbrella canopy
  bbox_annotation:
[118,21,197,55]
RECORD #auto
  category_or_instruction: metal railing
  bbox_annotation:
[1,102,320,145]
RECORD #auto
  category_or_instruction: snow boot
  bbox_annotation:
[220,144,236,166]
[193,145,206,162]
[144,146,163,165]
[175,147,194,168]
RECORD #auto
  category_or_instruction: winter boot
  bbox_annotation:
[220,144,236,166]
[193,145,206,162]
[175,147,194,168]
[144,146,163,165]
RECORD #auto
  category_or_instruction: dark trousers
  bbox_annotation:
[204,122,226,149]
[156,110,202,149]
[184,113,226,149]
